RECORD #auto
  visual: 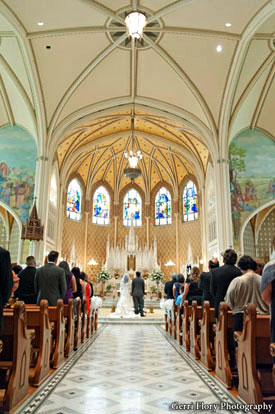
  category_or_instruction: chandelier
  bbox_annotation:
[124,114,142,181]
[125,11,147,40]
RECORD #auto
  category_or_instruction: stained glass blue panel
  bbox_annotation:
[155,187,172,225]
[66,179,82,221]
[93,186,110,225]
[183,180,198,222]
[123,189,142,226]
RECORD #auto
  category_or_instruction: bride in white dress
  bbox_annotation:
[111,273,140,318]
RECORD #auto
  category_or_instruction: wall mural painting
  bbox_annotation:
[155,187,172,225]
[123,189,142,226]
[229,129,275,249]
[0,125,36,224]
[93,186,110,225]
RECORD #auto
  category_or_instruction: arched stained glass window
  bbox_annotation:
[155,187,172,225]
[123,189,142,226]
[92,186,110,225]
[66,179,82,221]
[183,180,198,222]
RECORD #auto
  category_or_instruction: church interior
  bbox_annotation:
[0,0,275,413]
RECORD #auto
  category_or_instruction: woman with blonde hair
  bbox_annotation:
[179,266,202,308]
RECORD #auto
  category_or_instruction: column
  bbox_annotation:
[174,198,179,272]
[200,185,207,271]
[83,206,89,271]
[145,201,150,246]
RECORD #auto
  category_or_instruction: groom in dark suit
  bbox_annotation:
[131,271,145,316]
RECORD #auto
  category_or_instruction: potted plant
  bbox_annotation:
[97,268,111,297]
[151,269,164,300]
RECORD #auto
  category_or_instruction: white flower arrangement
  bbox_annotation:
[97,268,111,282]
[150,269,164,283]
[91,296,102,310]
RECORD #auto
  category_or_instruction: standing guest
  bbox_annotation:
[71,267,83,302]
[80,272,91,315]
[0,247,13,332]
[210,249,242,319]
[225,255,269,333]
[173,274,185,301]
[131,271,145,316]
[35,251,66,306]
[260,256,275,363]
[14,256,37,304]
[164,273,177,299]
[59,261,77,304]
[255,258,265,276]
[179,266,202,308]
[198,259,219,307]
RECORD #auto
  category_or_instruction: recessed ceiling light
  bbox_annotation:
[216,45,223,53]
[225,22,232,27]
[37,21,44,26]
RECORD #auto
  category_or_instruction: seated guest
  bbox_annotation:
[59,261,77,304]
[35,250,66,306]
[225,255,269,333]
[255,258,265,276]
[261,255,275,364]
[14,256,37,304]
[210,249,242,320]
[164,273,177,299]
[71,267,83,302]
[198,259,219,307]
[175,285,184,306]
[180,266,202,308]
[173,274,185,300]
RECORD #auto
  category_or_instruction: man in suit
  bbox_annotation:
[0,247,13,333]
[14,255,37,304]
[210,249,242,319]
[131,271,145,316]
[198,259,219,307]
[35,250,66,306]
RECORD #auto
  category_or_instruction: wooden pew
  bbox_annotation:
[86,310,91,339]
[182,301,192,351]
[176,307,183,346]
[48,300,65,369]
[189,301,202,360]
[0,302,33,413]
[63,299,75,357]
[214,302,234,389]
[25,300,51,387]
[172,303,178,340]
[235,304,275,405]
[270,343,275,389]
[94,309,98,332]
[74,298,82,350]
[199,301,215,371]
[81,298,87,344]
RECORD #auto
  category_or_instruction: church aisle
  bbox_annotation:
[20,325,243,414]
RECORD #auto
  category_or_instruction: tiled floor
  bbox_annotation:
[18,325,246,414]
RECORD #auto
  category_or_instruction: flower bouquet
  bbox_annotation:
[150,269,164,284]
[97,268,111,282]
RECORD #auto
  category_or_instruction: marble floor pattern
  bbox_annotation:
[19,325,247,414]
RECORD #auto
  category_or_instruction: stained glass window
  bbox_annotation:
[66,179,82,221]
[123,189,142,226]
[92,186,110,225]
[155,187,172,225]
[183,180,198,222]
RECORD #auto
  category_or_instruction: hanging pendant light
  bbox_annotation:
[123,113,142,182]
[125,11,147,40]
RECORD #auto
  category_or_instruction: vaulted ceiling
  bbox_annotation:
[0,0,274,194]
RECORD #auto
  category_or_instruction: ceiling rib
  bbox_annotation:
[27,26,120,39]
[0,73,15,125]
[78,0,125,24]
[145,26,240,40]
[147,0,193,24]
[48,32,128,140]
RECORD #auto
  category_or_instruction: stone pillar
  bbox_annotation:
[174,198,179,272]
[84,211,89,272]
[200,185,208,271]
[114,200,119,247]
[145,201,150,246]
[214,158,233,257]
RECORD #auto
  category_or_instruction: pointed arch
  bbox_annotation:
[155,187,172,226]
[66,178,83,221]
[182,180,198,222]
[123,188,142,227]
[92,185,110,225]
